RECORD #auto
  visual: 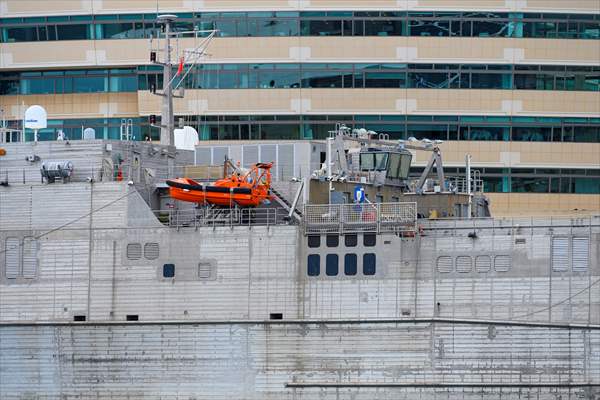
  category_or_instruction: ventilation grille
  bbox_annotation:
[22,238,38,279]
[494,255,511,272]
[5,237,20,279]
[475,255,491,273]
[126,243,142,260]
[144,243,159,260]
[572,237,589,273]
[198,262,213,280]
[551,237,569,272]
[436,256,453,273]
[455,256,472,273]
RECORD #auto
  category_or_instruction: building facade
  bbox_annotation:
[0,0,599,215]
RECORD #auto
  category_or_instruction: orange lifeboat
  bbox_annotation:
[166,162,273,207]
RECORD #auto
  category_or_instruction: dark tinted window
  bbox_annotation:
[307,254,320,276]
[345,234,357,247]
[326,254,339,276]
[363,234,376,247]
[326,234,339,247]
[308,235,320,248]
[163,264,175,278]
[344,253,357,275]
[363,253,376,275]
[56,24,89,40]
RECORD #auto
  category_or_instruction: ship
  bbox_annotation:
[0,16,599,400]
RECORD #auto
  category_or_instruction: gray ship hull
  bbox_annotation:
[1,165,598,398]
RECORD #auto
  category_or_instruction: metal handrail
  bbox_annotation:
[152,207,286,228]
[303,202,418,235]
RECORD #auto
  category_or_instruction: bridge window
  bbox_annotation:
[308,235,320,248]
[307,254,320,276]
[163,263,175,278]
[345,234,357,247]
[326,234,339,247]
[363,234,376,247]
[344,253,357,275]
[326,254,339,276]
[363,253,376,275]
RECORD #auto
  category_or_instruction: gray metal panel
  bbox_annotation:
[212,147,229,165]
[0,323,598,399]
[126,243,142,260]
[0,186,32,231]
[242,145,259,168]
[144,243,159,260]
[572,237,589,273]
[5,237,20,279]
[493,255,511,272]
[21,238,37,279]
[552,236,569,272]
[455,256,472,273]
[278,144,294,180]
[259,144,276,164]
[195,147,211,165]
[436,256,453,273]
[475,255,491,273]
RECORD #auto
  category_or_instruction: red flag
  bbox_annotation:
[176,57,184,76]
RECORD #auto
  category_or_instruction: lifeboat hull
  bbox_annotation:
[166,178,265,207]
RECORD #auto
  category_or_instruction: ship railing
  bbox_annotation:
[153,207,285,228]
[303,202,418,235]
[420,214,600,233]
[0,164,124,185]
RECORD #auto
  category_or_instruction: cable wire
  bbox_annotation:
[0,185,140,256]
[515,277,600,319]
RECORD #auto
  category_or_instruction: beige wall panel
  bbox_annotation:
[427,141,600,168]
[488,193,600,217]
[0,93,138,120]
[515,91,600,116]
[1,0,90,16]
[520,39,600,65]
[301,37,406,61]
[136,88,600,118]
[525,0,600,13]
[3,0,599,17]
[308,0,398,8]
[3,37,599,69]
[417,0,505,10]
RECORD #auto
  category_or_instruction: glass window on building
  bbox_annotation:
[73,75,107,92]
[512,126,553,141]
[301,70,344,88]
[409,18,450,37]
[301,19,342,36]
[56,24,89,40]
[364,20,403,36]
[573,178,600,194]
[511,177,550,193]
[471,18,511,37]
[5,26,38,42]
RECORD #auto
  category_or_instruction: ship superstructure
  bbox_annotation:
[0,136,598,399]
[0,15,599,400]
